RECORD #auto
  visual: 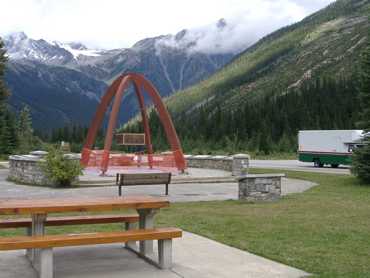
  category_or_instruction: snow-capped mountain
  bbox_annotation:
[3,20,238,129]
[4,32,105,65]
[4,32,73,64]
[51,41,102,60]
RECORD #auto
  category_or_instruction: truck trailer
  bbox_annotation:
[298,130,364,167]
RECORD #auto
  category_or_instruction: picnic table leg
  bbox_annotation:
[29,213,47,272]
[137,208,158,255]
[158,239,172,269]
[25,226,32,259]
[125,222,138,250]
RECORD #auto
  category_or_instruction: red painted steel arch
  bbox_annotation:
[81,73,186,174]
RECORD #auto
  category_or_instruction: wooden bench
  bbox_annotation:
[0,227,182,278]
[116,172,172,196]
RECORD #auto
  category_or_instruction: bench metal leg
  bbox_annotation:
[165,184,169,195]
[118,185,122,196]
[158,239,172,269]
[137,208,158,255]
[125,222,138,250]
[40,248,53,278]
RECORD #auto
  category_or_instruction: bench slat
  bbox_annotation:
[121,179,170,185]
[0,228,182,250]
[119,173,170,179]
[118,173,171,185]
[0,214,139,229]
[122,175,169,180]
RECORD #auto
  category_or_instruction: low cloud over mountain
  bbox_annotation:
[155,0,335,55]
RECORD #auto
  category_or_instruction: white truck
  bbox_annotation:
[298,130,364,167]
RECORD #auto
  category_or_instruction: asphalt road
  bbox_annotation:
[250,160,350,175]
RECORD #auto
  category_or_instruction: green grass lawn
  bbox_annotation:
[158,170,370,277]
[0,170,369,277]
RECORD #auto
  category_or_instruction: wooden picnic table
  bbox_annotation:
[0,196,170,269]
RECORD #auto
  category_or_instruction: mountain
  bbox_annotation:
[166,0,369,115]
[3,22,236,128]
[128,0,369,153]
[5,60,107,129]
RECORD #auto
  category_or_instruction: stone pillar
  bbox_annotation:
[238,174,285,201]
[232,154,250,176]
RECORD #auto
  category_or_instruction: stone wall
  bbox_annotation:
[185,155,232,171]
[8,152,80,186]
[8,154,51,185]
[238,174,285,201]
[8,151,250,186]
[185,154,250,175]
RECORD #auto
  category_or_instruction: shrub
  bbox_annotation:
[352,33,370,182]
[40,146,82,187]
[351,142,370,183]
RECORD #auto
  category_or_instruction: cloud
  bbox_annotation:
[156,0,335,54]
[1,0,335,50]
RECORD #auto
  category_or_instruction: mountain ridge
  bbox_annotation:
[122,0,369,154]
[2,21,237,128]
[164,0,369,116]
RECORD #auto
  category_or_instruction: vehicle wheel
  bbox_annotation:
[314,159,321,168]
[331,164,339,168]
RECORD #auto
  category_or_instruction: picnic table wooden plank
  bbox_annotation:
[0,214,139,228]
[0,196,169,215]
[0,228,182,250]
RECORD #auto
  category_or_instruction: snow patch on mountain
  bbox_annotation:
[52,41,102,59]
[3,32,102,63]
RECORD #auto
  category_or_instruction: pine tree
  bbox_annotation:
[356,36,370,132]
[5,111,17,152]
[0,115,11,154]
[0,37,8,106]
[0,37,13,156]
[17,105,34,154]
[352,34,370,183]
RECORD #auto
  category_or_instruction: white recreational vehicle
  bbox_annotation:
[298,130,364,167]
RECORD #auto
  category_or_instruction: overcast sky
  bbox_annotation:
[1,0,336,50]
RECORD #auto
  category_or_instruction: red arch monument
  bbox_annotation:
[80,72,186,174]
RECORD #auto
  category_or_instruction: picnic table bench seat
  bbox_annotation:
[0,227,182,278]
[0,214,139,229]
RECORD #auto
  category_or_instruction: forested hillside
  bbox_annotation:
[123,0,370,154]
[165,0,369,115]
[124,77,359,154]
